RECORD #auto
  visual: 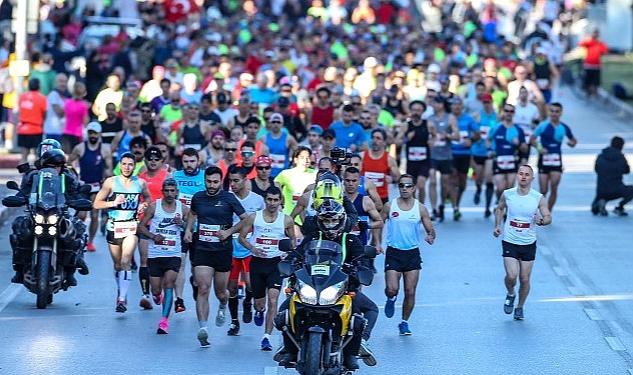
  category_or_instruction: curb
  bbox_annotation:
[597,88,633,120]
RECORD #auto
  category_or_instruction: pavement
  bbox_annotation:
[0,87,632,375]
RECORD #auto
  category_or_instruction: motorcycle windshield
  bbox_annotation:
[304,240,343,268]
[33,168,65,211]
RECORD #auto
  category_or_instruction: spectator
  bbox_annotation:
[579,29,608,98]
[17,79,47,162]
[92,74,123,121]
[62,81,90,154]
[43,73,69,142]
[592,136,632,217]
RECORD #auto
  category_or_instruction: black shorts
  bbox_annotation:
[250,256,282,299]
[452,155,471,174]
[17,133,43,149]
[148,256,182,277]
[537,155,563,174]
[191,248,232,272]
[406,160,430,178]
[584,68,601,88]
[502,240,536,262]
[384,247,422,272]
[106,230,138,246]
[431,159,453,175]
[472,156,489,166]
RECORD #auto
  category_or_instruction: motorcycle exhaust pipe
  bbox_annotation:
[58,217,76,240]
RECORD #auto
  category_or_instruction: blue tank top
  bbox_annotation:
[471,110,498,157]
[358,176,367,196]
[182,124,206,150]
[172,169,205,206]
[350,193,369,245]
[266,132,288,177]
[79,143,105,184]
[118,130,147,157]
[107,176,143,228]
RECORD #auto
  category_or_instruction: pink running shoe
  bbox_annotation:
[157,317,169,334]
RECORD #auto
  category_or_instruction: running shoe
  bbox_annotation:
[453,209,462,221]
[474,190,481,205]
[614,206,628,216]
[261,337,273,351]
[175,298,186,313]
[503,294,516,314]
[86,242,96,252]
[115,299,127,313]
[227,322,240,336]
[431,209,438,221]
[597,199,608,216]
[197,328,210,348]
[190,276,198,301]
[152,293,163,306]
[438,204,445,222]
[254,309,265,326]
[157,317,169,334]
[384,297,396,318]
[359,339,377,366]
[513,307,524,321]
[398,321,412,336]
[216,304,227,327]
[484,209,492,218]
[242,301,253,323]
[140,295,153,310]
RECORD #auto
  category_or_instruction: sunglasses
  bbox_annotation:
[141,109,152,113]
[241,151,255,157]
[146,157,162,162]
[398,183,414,189]
[270,120,282,124]
[256,166,271,170]
[504,109,515,113]
[225,148,237,152]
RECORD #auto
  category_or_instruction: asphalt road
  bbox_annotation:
[0,88,631,375]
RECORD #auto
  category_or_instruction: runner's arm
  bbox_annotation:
[93,177,117,209]
[536,196,552,226]
[290,191,309,220]
[420,203,435,245]
[183,207,197,243]
[447,115,461,140]
[284,214,297,249]
[380,201,391,222]
[103,144,113,177]
[67,143,83,167]
[110,132,123,155]
[237,214,256,251]
[364,178,383,212]
[494,194,507,237]
[388,156,400,181]
[363,196,383,252]
[137,203,156,239]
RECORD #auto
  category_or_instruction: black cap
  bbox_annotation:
[322,128,336,139]
[278,96,290,107]
[217,92,228,103]
[144,146,162,160]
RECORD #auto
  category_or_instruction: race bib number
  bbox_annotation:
[408,146,427,161]
[89,182,101,193]
[179,193,193,206]
[255,237,280,255]
[479,126,490,139]
[157,239,177,247]
[113,221,138,239]
[349,224,361,236]
[364,171,385,187]
[452,130,469,145]
[183,143,202,151]
[434,138,447,147]
[310,264,330,276]
[270,154,286,169]
[542,153,561,167]
[199,224,221,243]
[496,155,516,170]
[509,220,531,233]
[536,78,550,89]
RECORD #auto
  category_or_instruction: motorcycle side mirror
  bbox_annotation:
[364,245,377,259]
[6,180,19,191]
[357,268,374,286]
[79,184,93,194]
[278,260,294,277]
[68,199,93,211]
[279,239,292,252]
[2,195,27,207]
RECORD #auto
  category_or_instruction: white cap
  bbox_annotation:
[428,63,441,74]
[86,122,102,133]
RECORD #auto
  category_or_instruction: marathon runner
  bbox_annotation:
[382,174,436,335]
[227,166,265,336]
[200,130,226,167]
[99,103,123,146]
[348,153,384,211]
[362,128,399,205]
[93,152,151,313]
[68,122,113,252]
[137,178,189,334]
[265,113,298,177]
[470,93,497,218]
[172,148,206,313]
[250,155,276,198]
[238,186,295,351]
[274,146,316,227]
[183,166,248,348]
[402,100,435,205]
[343,167,383,249]
[514,86,541,165]
[494,165,551,320]
[450,97,479,221]
[531,102,577,212]
[177,103,211,154]
[111,110,152,160]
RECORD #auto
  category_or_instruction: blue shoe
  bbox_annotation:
[384,297,396,318]
[261,337,273,351]
[398,321,412,336]
[254,310,264,326]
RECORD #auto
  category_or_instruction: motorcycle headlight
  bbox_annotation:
[297,280,318,305]
[34,225,44,235]
[47,215,58,225]
[48,226,57,236]
[34,214,45,224]
[318,281,346,305]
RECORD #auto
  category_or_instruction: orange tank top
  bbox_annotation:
[362,151,390,199]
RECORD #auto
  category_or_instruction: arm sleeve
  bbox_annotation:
[564,124,575,140]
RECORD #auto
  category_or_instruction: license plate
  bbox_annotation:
[311,264,330,276]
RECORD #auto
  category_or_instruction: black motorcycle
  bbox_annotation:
[3,168,92,309]
[275,239,376,375]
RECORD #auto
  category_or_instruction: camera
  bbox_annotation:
[330,147,352,165]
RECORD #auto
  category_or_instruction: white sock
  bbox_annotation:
[263,333,271,340]
[118,271,131,301]
[388,296,397,301]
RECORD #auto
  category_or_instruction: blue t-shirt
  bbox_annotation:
[532,121,574,155]
[452,113,479,156]
[330,121,367,150]
[248,87,277,105]
[471,110,498,157]
[489,124,525,157]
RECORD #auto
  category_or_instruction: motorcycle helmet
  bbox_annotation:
[40,149,67,168]
[316,199,346,240]
[312,171,343,211]
[37,138,62,157]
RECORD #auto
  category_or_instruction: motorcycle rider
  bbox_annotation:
[276,199,378,370]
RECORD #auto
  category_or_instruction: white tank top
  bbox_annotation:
[502,187,542,245]
[148,199,183,258]
[385,198,422,250]
[250,210,287,258]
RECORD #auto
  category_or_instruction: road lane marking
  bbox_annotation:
[584,308,603,321]
[0,284,21,313]
[264,366,278,375]
[605,336,626,351]
[552,266,567,276]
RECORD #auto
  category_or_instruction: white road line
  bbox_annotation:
[0,284,21,313]
[604,336,626,351]
[627,369,633,375]
[264,366,278,375]
[552,266,567,276]
[583,308,603,321]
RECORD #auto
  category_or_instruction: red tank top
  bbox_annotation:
[311,105,335,129]
[362,151,390,199]
[139,168,169,202]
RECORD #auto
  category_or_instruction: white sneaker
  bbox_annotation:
[216,304,227,327]
[197,328,210,348]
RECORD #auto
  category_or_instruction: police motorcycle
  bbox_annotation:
[3,153,92,309]
[275,238,377,375]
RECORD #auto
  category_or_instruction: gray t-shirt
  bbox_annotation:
[429,112,453,161]
[44,90,65,135]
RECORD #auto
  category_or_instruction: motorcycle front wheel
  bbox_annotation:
[304,331,323,375]
[35,251,51,309]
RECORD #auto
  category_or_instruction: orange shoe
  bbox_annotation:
[86,242,96,252]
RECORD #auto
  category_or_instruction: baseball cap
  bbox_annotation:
[144,146,162,160]
[256,155,272,166]
[270,113,283,122]
[216,92,228,103]
[211,130,226,139]
[322,128,336,139]
[480,93,493,102]
[278,96,290,107]
[428,63,441,74]
[309,124,323,136]
[86,122,102,133]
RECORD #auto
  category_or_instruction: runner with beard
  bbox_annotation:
[403,100,435,204]
[68,122,113,252]
[172,148,206,313]
[201,130,226,167]
[274,147,316,231]
[362,128,399,205]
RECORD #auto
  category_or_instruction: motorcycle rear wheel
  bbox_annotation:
[35,252,51,309]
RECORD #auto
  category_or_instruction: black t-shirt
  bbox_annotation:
[190,190,245,251]
[100,118,123,145]
[199,111,222,127]
[141,120,158,144]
